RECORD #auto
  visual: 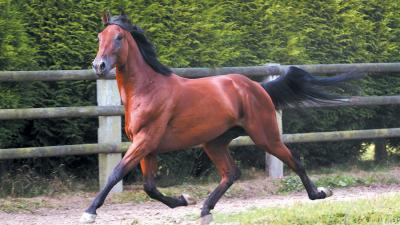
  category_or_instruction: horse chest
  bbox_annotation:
[124,99,168,137]
[125,105,155,125]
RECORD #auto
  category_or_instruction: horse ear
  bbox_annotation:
[118,6,126,16]
[101,10,111,25]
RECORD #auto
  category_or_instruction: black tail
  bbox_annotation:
[261,66,362,109]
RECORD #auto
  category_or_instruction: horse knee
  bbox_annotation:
[224,167,241,186]
[107,162,127,184]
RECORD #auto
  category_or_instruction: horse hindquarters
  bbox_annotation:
[241,84,332,200]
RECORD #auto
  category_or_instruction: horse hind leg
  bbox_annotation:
[244,110,332,200]
[140,153,196,208]
[200,136,241,224]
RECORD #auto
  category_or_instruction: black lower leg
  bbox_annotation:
[85,162,126,214]
[292,157,326,200]
[201,182,231,217]
[144,181,188,208]
[201,168,240,217]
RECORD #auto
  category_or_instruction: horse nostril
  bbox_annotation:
[99,62,106,71]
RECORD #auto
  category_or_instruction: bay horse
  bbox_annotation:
[81,12,358,224]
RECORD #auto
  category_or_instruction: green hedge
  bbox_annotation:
[1,0,400,180]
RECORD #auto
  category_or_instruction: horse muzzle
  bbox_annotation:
[92,58,112,77]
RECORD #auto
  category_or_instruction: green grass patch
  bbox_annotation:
[279,169,400,193]
[0,198,52,213]
[0,164,97,198]
[214,193,400,225]
[279,175,370,193]
[308,160,396,175]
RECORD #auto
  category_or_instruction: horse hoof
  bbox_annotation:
[80,212,97,223]
[182,193,197,205]
[199,214,213,225]
[318,187,333,198]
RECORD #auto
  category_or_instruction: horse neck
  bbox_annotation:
[116,37,161,103]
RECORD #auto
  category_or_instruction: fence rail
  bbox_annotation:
[1,127,399,160]
[0,95,399,120]
[1,62,400,189]
[0,106,124,120]
[0,63,399,81]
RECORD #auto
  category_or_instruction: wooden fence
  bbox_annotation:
[1,63,400,191]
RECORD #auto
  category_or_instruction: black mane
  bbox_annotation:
[105,14,172,76]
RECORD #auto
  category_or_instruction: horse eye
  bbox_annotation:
[116,34,123,41]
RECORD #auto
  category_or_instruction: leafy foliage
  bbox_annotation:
[0,0,399,185]
[0,0,38,149]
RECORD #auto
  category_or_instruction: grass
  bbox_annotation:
[0,164,97,198]
[279,160,400,193]
[214,193,400,225]
[0,198,52,213]
[278,173,399,193]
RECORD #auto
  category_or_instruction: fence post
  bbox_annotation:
[265,110,284,178]
[265,65,284,178]
[97,79,123,192]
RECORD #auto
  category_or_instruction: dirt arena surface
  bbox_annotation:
[1,183,400,225]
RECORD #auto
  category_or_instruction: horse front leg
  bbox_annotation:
[80,133,160,223]
[140,153,196,208]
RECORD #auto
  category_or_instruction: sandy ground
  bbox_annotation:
[1,184,400,225]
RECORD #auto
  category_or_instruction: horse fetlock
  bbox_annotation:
[181,193,196,205]
[318,187,333,198]
[309,187,333,200]
[308,191,325,200]
[80,212,97,224]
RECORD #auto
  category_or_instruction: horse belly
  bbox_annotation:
[157,112,235,152]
